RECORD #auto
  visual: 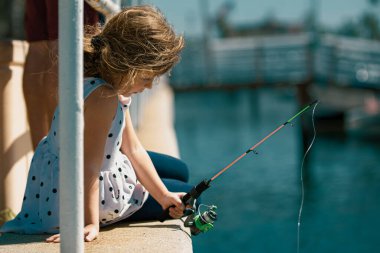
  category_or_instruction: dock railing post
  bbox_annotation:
[58,0,84,252]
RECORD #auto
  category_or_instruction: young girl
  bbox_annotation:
[0,5,192,242]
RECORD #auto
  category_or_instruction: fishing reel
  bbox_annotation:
[183,204,218,236]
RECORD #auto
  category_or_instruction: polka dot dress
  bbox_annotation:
[0,78,148,234]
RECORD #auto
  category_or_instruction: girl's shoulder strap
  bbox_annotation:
[83,77,110,100]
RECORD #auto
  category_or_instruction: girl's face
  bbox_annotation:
[124,72,159,96]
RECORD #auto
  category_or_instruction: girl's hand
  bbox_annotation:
[83,223,99,242]
[46,233,61,243]
[160,192,186,219]
[45,224,99,243]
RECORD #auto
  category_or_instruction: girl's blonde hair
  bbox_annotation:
[84,5,184,94]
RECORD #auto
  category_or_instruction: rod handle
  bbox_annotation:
[159,179,210,222]
[158,192,192,222]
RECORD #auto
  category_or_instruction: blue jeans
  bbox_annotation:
[125,151,194,221]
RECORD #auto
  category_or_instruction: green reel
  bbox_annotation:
[184,205,217,235]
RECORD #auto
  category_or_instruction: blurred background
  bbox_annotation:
[1,0,380,252]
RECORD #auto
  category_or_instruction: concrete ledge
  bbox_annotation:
[0,219,191,253]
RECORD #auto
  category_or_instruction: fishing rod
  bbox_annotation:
[159,100,319,233]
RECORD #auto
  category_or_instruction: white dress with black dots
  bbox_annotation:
[0,77,148,234]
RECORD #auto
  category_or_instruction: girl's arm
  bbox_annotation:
[120,108,185,217]
[83,88,118,240]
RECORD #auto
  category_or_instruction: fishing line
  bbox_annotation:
[297,101,318,253]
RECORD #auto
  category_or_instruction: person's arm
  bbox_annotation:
[46,87,117,243]
[84,0,120,18]
[120,108,185,218]
[83,88,117,240]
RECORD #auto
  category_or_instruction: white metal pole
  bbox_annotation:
[59,0,84,252]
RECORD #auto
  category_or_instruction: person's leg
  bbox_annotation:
[43,0,59,126]
[23,41,57,149]
[44,40,58,124]
[125,178,194,221]
[23,0,58,149]
[147,151,189,183]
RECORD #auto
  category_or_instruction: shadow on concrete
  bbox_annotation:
[0,232,47,245]
[103,221,181,231]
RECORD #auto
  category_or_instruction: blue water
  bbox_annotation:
[174,88,380,253]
